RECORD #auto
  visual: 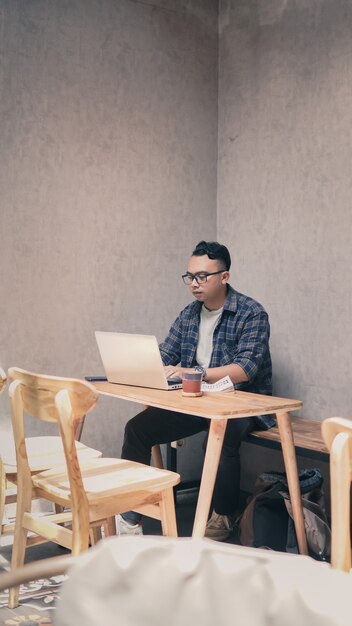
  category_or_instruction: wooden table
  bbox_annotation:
[93,382,307,554]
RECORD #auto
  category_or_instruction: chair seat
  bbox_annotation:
[4,436,102,474]
[32,458,180,505]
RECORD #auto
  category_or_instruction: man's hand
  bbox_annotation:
[164,365,193,379]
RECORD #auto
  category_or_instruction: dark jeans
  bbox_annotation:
[121,407,255,517]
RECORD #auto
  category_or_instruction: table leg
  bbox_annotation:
[192,418,227,538]
[276,411,308,555]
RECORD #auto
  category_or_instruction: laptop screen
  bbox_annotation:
[95,331,181,390]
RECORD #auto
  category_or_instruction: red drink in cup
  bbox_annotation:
[182,372,202,397]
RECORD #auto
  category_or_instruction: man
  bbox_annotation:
[118,240,274,541]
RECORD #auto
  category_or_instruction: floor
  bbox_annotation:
[0,489,244,625]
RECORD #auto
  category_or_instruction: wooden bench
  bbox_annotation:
[164,417,329,493]
[246,416,328,461]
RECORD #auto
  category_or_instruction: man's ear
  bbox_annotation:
[221,271,230,285]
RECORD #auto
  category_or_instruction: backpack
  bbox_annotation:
[238,468,331,561]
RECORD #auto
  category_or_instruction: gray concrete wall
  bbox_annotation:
[0,0,218,462]
[218,0,352,491]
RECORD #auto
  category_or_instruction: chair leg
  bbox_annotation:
[70,499,91,556]
[103,516,116,537]
[89,525,102,546]
[159,487,178,537]
[71,521,90,556]
[8,491,31,608]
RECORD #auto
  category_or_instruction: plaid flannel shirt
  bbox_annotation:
[159,285,274,429]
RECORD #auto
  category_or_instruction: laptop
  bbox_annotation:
[94,331,182,390]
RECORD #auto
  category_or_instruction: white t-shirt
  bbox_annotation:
[196,305,223,368]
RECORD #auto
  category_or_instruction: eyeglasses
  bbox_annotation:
[182,271,224,285]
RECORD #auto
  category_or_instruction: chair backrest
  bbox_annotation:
[0,367,6,394]
[8,368,99,538]
[321,417,352,571]
[8,367,97,423]
[321,417,352,451]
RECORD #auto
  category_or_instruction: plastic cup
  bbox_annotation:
[182,371,203,397]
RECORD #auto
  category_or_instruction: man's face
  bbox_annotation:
[185,255,229,306]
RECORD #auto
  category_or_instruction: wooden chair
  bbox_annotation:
[0,367,6,392]
[8,367,180,607]
[0,368,102,538]
[321,417,352,571]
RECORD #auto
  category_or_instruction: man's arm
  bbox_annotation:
[164,362,248,383]
[202,363,248,384]
[228,310,270,383]
[159,313,183,366]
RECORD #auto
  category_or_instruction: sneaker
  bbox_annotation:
[205,510,234,541]
[115,514,143,536]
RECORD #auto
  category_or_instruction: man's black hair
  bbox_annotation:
[192,241,231,271]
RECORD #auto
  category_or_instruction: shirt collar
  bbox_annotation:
[223,285,238,314]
